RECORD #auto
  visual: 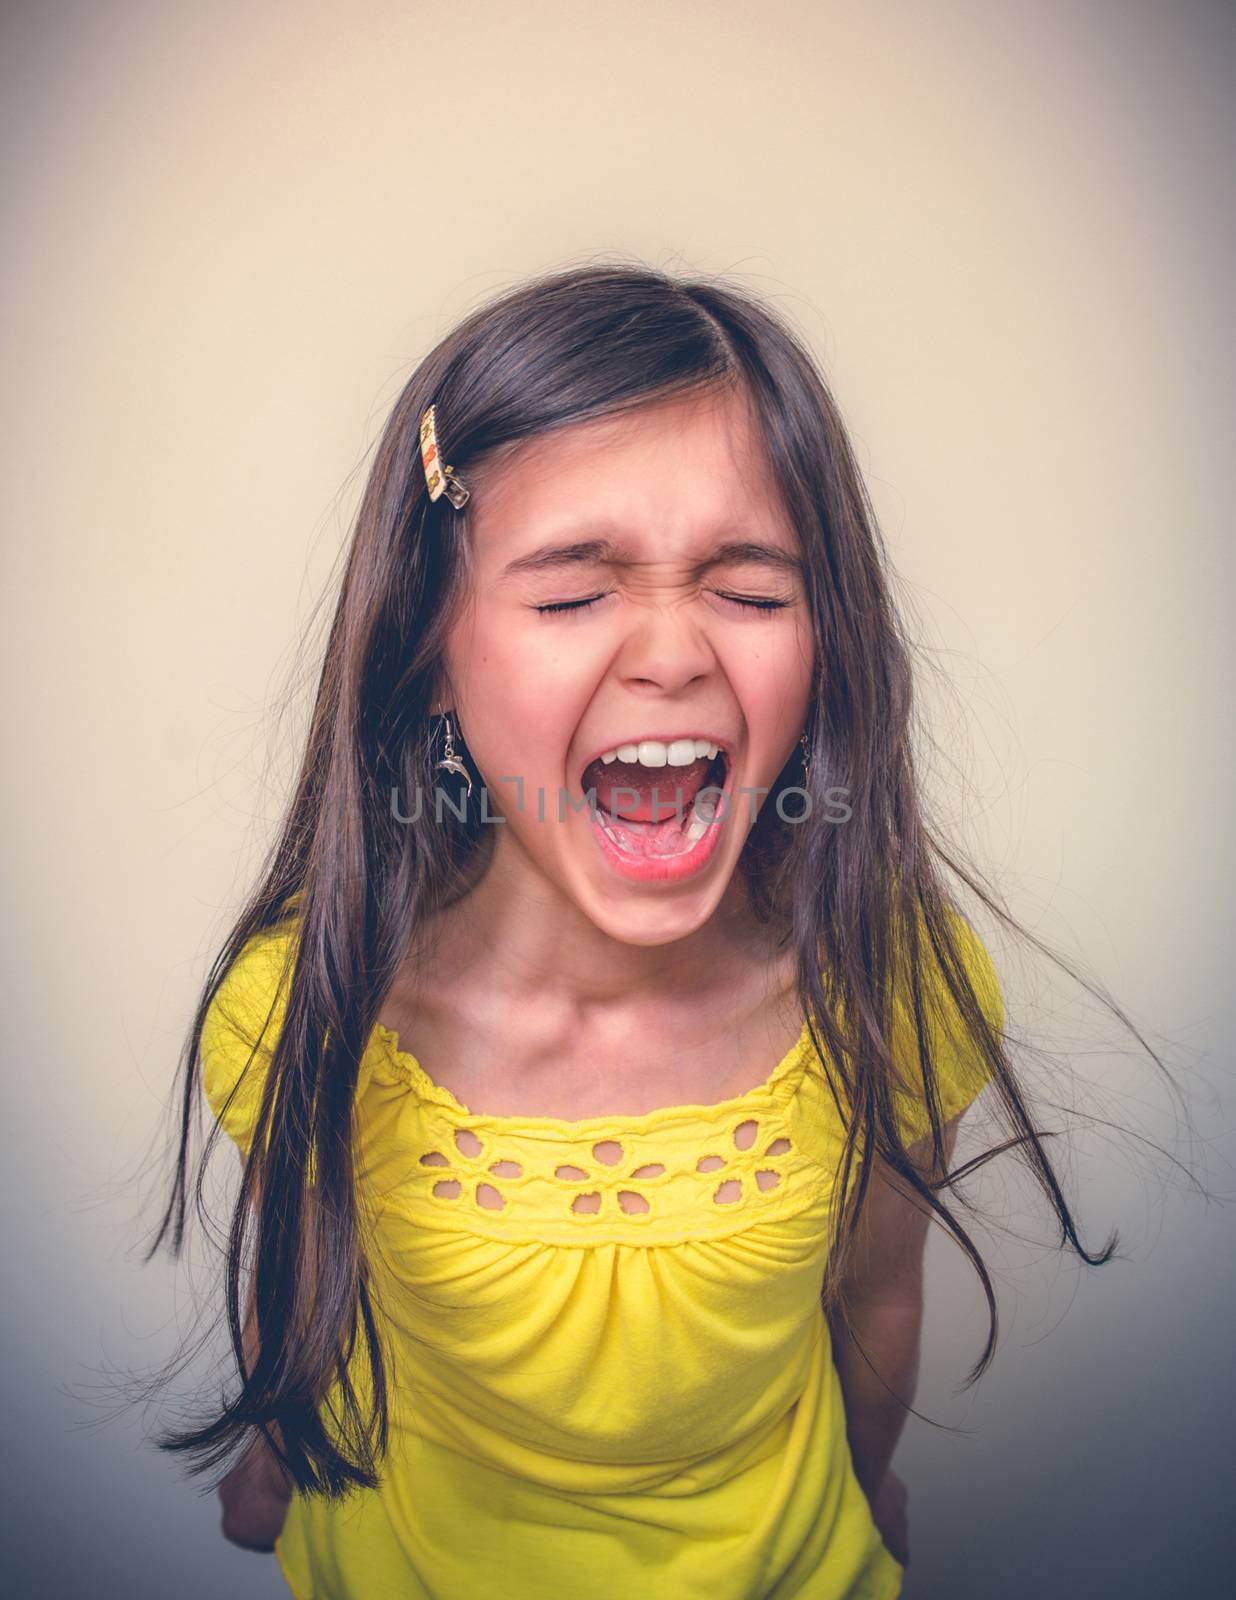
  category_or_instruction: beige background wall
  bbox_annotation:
[3,1,1231,1595]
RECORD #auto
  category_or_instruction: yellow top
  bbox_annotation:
[201,910,1002,1600]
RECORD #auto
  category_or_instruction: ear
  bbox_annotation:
[429,669,453,718]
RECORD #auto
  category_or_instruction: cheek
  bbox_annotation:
[728,628,815,733]
[473,606,606,685]
[456,613,596,769]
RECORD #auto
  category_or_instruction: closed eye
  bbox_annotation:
[534,594,608,615]
[714,591,791,612]
[534,591,791,616]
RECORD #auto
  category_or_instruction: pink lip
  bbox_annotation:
[583,753,737,887]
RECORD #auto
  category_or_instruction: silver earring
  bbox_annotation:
[434,710,473,799]
[799,731,812,784]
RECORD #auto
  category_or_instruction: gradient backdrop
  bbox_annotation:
[3,1,1232,1595]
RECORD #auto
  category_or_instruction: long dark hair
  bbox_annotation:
[149,262,1177,1497]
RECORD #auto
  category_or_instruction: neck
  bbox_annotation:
[411,838,785,1016]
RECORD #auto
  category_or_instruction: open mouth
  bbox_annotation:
[578,745,732,860]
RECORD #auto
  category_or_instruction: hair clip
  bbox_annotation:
[419,404,470,508]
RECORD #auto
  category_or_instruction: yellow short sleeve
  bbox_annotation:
[200,925,296,1157]
[888,908,1004,1149]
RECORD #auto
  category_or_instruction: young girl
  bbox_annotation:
[154,264,1119,1599]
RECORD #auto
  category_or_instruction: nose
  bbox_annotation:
[613,599,717,694]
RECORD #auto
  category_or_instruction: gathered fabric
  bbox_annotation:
[201,913,1000,1599]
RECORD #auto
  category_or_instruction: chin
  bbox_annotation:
[569,872,734,949]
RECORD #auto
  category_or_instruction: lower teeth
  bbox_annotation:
[684,795,718,845]
[595,791,722,857]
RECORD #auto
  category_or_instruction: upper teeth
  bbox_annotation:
[598,738,720,767]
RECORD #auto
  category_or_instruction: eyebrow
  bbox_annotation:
[498,537,804,582]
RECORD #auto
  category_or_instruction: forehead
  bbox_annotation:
[467,385,793,561]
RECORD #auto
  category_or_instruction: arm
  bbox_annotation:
[217,1176,294,1553]
[825,1112,964,1562]
[217,1302,294,1552]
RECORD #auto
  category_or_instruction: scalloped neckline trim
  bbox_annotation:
[368,1017,813,1134]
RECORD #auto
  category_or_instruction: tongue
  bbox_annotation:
[582,754,713,823]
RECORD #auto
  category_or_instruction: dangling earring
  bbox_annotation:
[799,731,813,785]
[434,710,473,800]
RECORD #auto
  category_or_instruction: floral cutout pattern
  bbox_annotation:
[419,1117,796,1219]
